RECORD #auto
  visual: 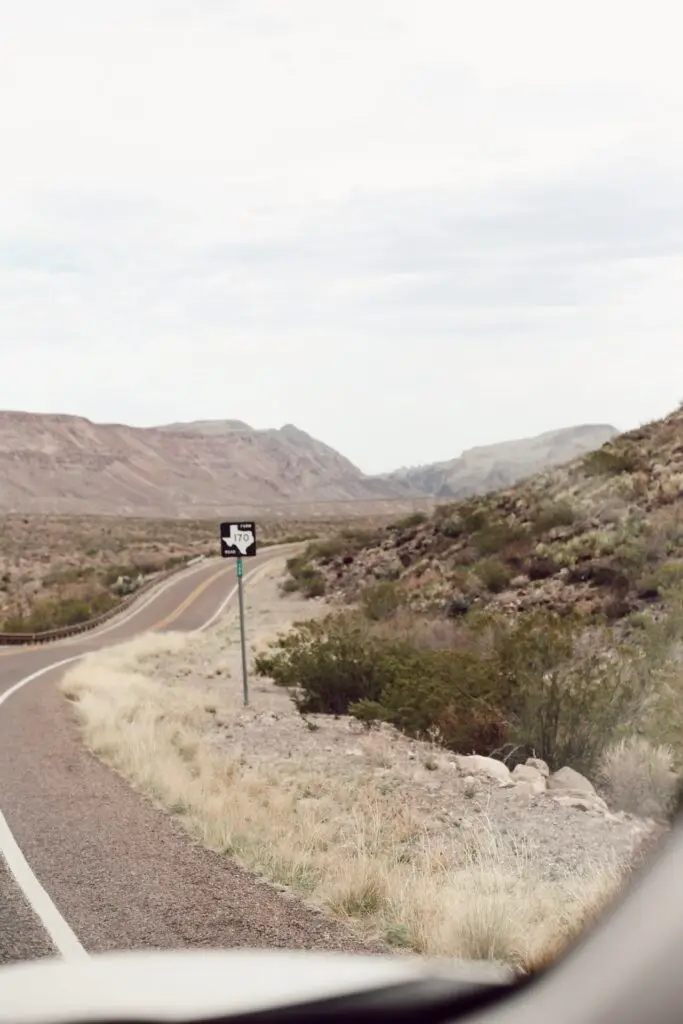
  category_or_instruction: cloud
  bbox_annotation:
[0,0,681,473]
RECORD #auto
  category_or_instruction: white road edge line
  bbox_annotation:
[0,550,288,962]
[0,656,87,961]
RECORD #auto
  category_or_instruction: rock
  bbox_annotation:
[511,764,547,793]
[515,781,544,800]
[552,793,608,814]
[462,775,478,797]
[446,595,470,618]
[455,754,511,784]
[547,766,596,795]
[526,757,550,777]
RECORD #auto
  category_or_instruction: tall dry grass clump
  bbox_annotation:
[597,737,678,820]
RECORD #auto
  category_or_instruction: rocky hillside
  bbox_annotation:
[383,424,618,498]
[300,405,683,623]
[0,412,413,516]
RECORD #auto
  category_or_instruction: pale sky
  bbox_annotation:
[0,0,681,474]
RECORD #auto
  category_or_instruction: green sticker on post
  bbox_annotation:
[236,558,243,578]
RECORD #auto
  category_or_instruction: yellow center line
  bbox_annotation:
[0,566,230,657]
[149,568,227,633]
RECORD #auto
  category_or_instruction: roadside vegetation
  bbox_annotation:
[0,513,367,633]
[255,585,682,807]
[60,406,683,972]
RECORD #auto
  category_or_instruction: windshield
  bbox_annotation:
[0,0,681,993]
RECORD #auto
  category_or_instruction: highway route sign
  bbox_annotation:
[220,522,257,558]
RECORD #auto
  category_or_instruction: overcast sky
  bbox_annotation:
[0,0,681,473]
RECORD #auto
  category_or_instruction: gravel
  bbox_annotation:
[0,858,55,965]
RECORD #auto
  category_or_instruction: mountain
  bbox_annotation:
[0,412,412,516]
[382,424,619,498]
[0,412,619,518]
[297,405,683,622]
[156,420,253,436]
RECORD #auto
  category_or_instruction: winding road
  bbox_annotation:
[0,546,373,965]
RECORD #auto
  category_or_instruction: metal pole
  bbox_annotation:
[236,558,249,707]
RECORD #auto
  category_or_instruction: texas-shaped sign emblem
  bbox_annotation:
[220,522,257,557]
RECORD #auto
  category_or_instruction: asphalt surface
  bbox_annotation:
[0,546,377,966]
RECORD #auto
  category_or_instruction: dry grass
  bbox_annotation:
[597,737,678,820]
[61,608,627,973]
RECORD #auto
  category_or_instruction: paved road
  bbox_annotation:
[0,544,374,966]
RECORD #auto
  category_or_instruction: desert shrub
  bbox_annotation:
[472,521,528,556]
[361,581,404,621]
[526,557,560,581]
[163,554,191,570]
[2,594,116,633]
[391,512,428,531]
[350,647,509,754]
[597,736,678,819]
[583,446,644,477]
[283,552,327,598]
[374,609,461,651]
[489,611,655,774]
[255,611,508,752]
[309,537,349,563]
[612,539,650,579]
[256,599,665,776]
[460,506,488,533]
[102,564,145,587]
[302,573,326,597]
[438,516,465,539]
[338,527,376,546]
[474,559,512,593]
[654,561,683,592]
[532,501,576,534]
[280,576,301,594]
[254,613,392,714]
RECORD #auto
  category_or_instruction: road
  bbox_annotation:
[0,546,375,966]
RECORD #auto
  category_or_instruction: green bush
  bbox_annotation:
[303,573,327,598]
[438,515,465,539]
[283,551,327,597]
[459,504,489,533]
[2,593,118,634]
[532,501,576,534]
[583,446,644,477]
[472,522,528,556]
[474,558,512,593]
[254,613,392,715]
[351,646,508,753]
[255,611,509,754]
[488,610,654,774]
[255,600,662,775]
[361,582,404,621]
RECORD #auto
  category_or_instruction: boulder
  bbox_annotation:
[547,766,596,795]
[455,754,511,784]
[515,781,544,801]
[525,757,550,777]
[552,793,609,814]
[511,763,547,793]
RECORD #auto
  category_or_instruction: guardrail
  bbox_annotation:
[0,555,209,647]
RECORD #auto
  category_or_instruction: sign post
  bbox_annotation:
[219,522,257,707]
